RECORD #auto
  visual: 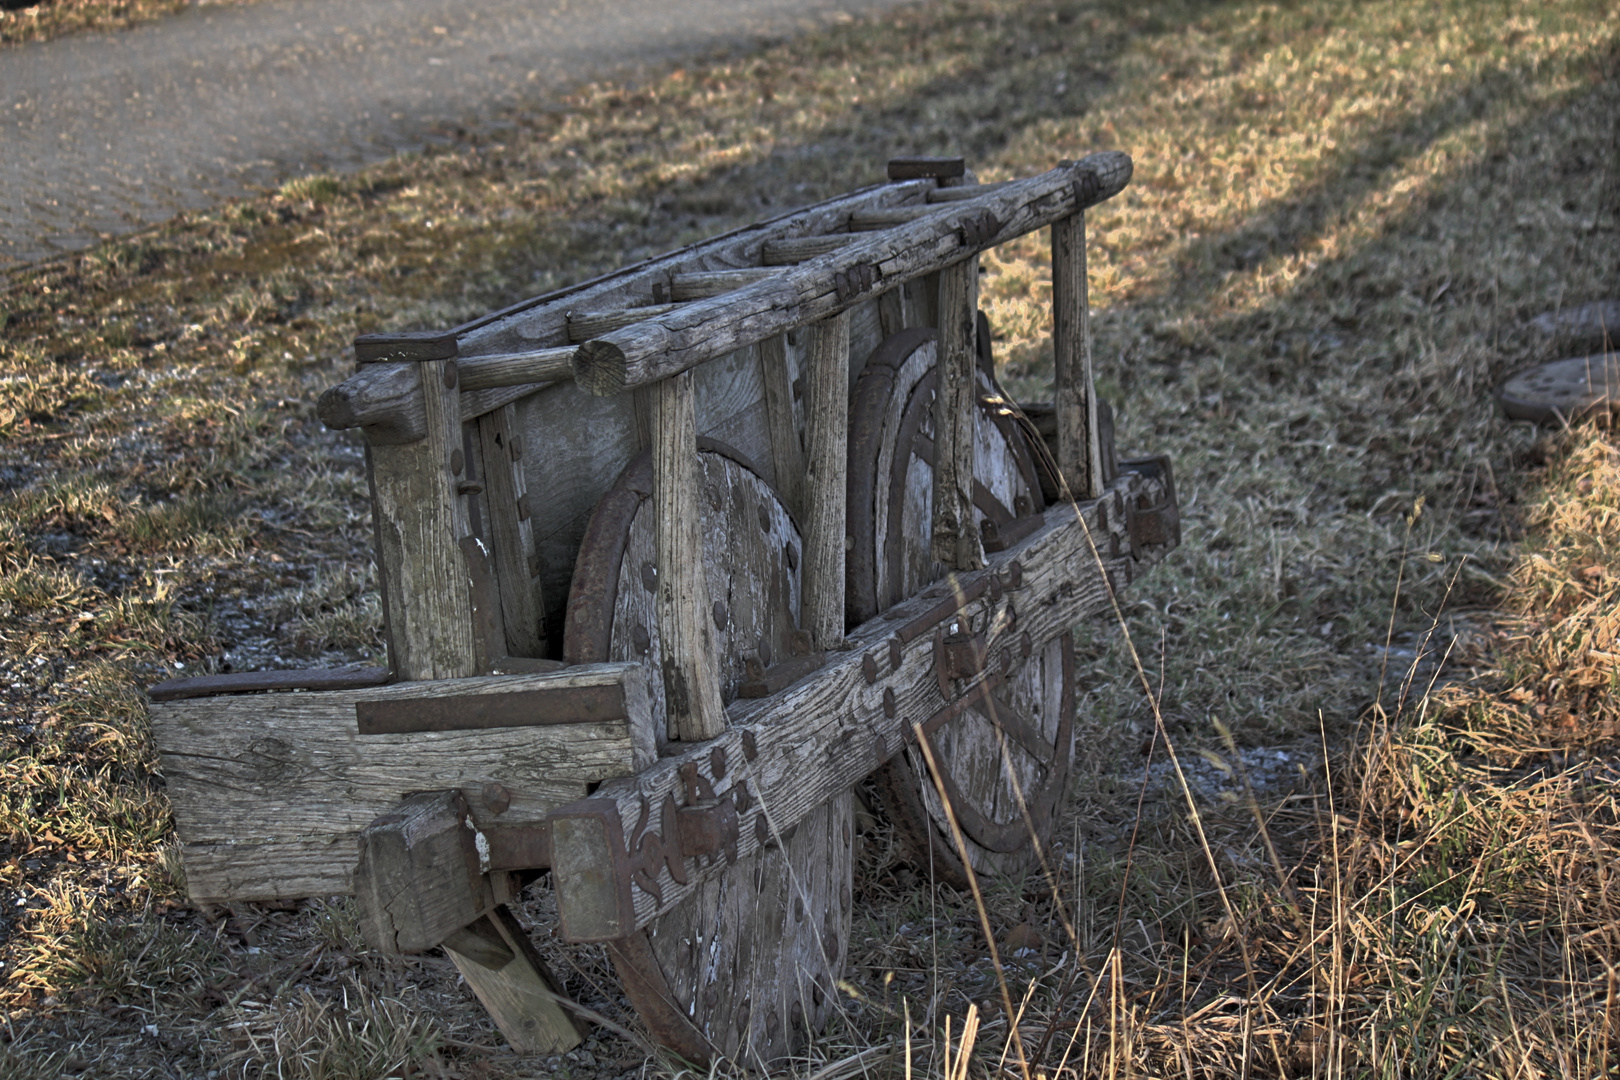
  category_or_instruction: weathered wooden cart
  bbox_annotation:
[148,153,1180,1066]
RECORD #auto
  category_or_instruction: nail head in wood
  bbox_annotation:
[712,601,728,630]
[709,747,726,780]
[742,730,758,761]
[450,448,465,475]
[482,782,512,815]
[443,361,459,389]
[861,654,877,685]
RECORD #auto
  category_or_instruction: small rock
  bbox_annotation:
[1497,353,1620,424]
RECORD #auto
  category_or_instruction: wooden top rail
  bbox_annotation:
[571,151,1131,397]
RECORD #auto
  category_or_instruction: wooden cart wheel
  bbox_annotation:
[847,327,1076,888]
[564,439,853,1067]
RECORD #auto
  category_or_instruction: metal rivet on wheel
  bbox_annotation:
[888,636,902,670]
[757,504,771,533]
[755,814,771,846]
[633,622,651,655]
[883,688,897,719]
[449,448,464,475]
[710,747,727,780]
[713,600,728,630]
[640,562,657,593]
[443,361,458,389]
[1008,560,1023,588]
[742,730,758,761]
[733,781,752,813]
[456,480,483,496]
[794,897,805,922]
[1020,631,1032,658]
[862,654,877,684]
[842,821,851,846]
[989,574,1003,602]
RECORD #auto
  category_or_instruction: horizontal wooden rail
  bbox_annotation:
[547,461,1170,942]
[572,152,1131,397]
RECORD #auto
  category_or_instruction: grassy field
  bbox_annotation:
[1,0,1616,1075]
[0,0,204,46]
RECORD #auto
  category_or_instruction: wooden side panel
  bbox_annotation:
[150,666,655,902]
[476,404,546,657]
[931,259,984,570]
[694,346,773,489]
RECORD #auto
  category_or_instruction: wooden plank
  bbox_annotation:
[758,333,804,518]
[850,206,938,231]
[801,312,850,650]
[931,259,983,570]
[450,907,583,1054]
[150,664,655,903]
[548,467,1171,941]
[366,359,478,681]
[653,369,727,741]
[572,153,1134,397]
[477,404,546,658]
[670,268,778,301]
[1053,211,1102,500]
[568,304,681,343]
[926,181,1013,203]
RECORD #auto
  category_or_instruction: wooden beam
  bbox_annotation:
[931,258,983,570]
[355,790,492,956]
[149,663,656,903]
[366,358,478,681]
[567,304,681,343]
[761,235,857,265]
[1053,211,1102,500]
[758,334,805,518]
[669,268,777,301]
[653,369,727,741]
[572,153,1133,397]
[547,466,1175,942]
[801,312,851,649]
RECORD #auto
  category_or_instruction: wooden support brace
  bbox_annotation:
[476,404,546,658]
[1053,211,1103,501]
[366,359,479,681]
[758,334,805,518]
[931,258,984,571]
[653,369,727,741]
[449,907,584,1054]
[801,312,850,649]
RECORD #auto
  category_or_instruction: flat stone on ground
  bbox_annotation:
[1530,300,1620,352]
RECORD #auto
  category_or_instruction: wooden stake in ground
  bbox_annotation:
[932,257,984,570]
[1052,211,1102,501]
[801,311,851,648]
[653,368,727,740]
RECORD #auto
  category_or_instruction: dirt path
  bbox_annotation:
[1,0,907,268]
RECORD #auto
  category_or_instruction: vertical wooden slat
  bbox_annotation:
[931,258,984,571]
[365,359,478,681]
[876,287,907,339]
[653,369,727,741]
[905,271,941,330]
[447,906,583,1053]
[1053,211,1102,501]
[802,312,851,649]
[759,334,806,518]
[476,404,546,658]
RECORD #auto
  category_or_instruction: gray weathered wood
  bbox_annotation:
[801,313,850,649]
[572,154,1133,396]
[548,468,1170,940]
[367,359,478,680]
[355,790,493,955]
[568,304,681,343]
[850,206,938,231]
[927,181,1012,203]
[931,258,983,570]
[758,334,805,518]
[458,349,575,393]
[449,906,584,1054]
[477,404,546,658]
[1053,211,1102,500]
[762,235,857,265]
[150,664,655,902]
[316,361,427,444]
[653,370,727,741]
[670,268,778,301]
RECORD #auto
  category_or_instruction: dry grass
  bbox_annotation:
[1,0,1616,1075]
[0,0,226,46]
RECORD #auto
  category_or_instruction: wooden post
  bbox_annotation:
[653,369,727,741]
[931,259,983,571]
[1052,212,1102,501]
[476,403,546,658]
[802,312,850,649]
[365,359,478,680]
[758,334,805,518]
